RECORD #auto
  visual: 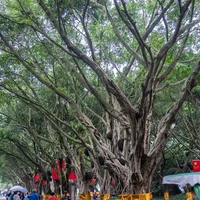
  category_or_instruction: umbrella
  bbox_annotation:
[1,191,8,195]
[9,186,28,193]
[163,172,200,186]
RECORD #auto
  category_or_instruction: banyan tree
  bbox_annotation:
[1,0,200,199]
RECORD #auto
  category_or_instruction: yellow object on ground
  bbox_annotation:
[55,194,61,200]
[118,194,129,200]
[164,192,169,200]
[186,192,193,200]
[43,194,61,200]
[43,194,50,200]
[100,194,110,200]
[79,193,91,200]
[118,193,152,200]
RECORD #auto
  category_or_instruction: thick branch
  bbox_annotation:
[148,60,200,157]
[37,0,138,115]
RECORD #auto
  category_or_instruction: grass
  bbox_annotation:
[152,193,185,199]
[111,193,185,200]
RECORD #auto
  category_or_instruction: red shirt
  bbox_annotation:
[48,196,57,200]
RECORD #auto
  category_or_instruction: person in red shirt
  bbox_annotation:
[48,193,57,200]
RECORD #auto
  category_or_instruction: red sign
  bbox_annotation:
[34,173,40,181]
[52,160,60,180]
[42,179,47,185]
[52,168,59,180]
[51,159,66,180]
[92,178,95,184]
[192,160,200,172]
[68,171,77,180]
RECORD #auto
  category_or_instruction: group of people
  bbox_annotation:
[6,191,70,200]
[6,191,40,200]
[46,192,71,200]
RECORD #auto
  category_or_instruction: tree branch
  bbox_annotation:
[113,0,151,66]
[158,0,193,58]
[157,32,189,82]
[105,4,146,67]
[36,0,139,115]
[120,0,153,61]
[81,0,96,61]
[148,60,200,157]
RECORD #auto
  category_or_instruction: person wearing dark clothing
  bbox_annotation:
[93,191,97,200]
[6,193,11,200]
[61,192,70,200]
[19,193,25,200]
[10,193,14,200]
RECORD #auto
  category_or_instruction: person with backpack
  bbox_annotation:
[29,191,40,200]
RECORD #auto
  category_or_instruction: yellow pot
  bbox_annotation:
[43,194,50,200]
[79,193,91,200]
[118,193,152,200]
[164,192,169,200]
[100,194,110,200]
[55,194,61,200]
[186,192,193,200]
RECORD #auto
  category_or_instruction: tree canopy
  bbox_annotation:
[0,0,200,196]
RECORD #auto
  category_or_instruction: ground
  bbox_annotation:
[153,193,185,199]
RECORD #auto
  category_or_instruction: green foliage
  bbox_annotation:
[0,0,200,193]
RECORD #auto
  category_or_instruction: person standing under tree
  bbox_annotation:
[93,190,97,200]
[13,192,20,200]
[48,193,57,200]
[29,191,40,200]
[61,192,70,200]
